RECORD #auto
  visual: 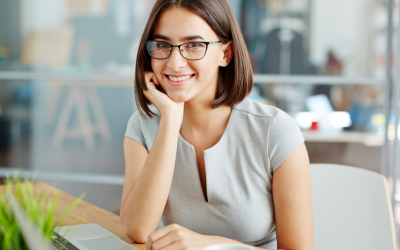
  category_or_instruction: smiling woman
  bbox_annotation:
[133,0,252,118]
[120,1,313,250]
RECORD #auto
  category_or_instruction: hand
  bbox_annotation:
[146,224,215,250]
[143,71,184,122]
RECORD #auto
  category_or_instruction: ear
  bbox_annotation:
[219,41,233,67]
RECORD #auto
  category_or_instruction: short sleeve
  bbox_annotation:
[125,111,147,148]
[268,110,304,172]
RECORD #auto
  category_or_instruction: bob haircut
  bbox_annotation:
[135,0,253,118]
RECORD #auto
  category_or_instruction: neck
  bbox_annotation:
[180,75,231,135]
[181,94,232,137]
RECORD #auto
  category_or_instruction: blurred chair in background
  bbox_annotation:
[19,26,112,148]
[310,163,396,250]
[52,83,112,148]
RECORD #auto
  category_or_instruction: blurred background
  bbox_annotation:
[1,0,400,245]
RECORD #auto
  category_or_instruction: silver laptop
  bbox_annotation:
[52,224,138,250]
[7,191,139,250]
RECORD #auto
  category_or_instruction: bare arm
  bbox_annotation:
[120,72,184,243]
[273,142,313,250]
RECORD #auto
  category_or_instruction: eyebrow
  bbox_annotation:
[153,34,205,41]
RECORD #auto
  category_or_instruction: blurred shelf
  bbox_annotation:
[0,167,124,185]
[0,71,134,83]
[302,131,384,146]
[0,71,385,85]
[253,75,385,85]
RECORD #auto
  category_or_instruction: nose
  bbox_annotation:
[167,46,187,71]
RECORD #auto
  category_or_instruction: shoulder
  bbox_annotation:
[233,97,303,147]
[125,105,161,149]
[127,105,161,128]
[233,97,291,122]
[231,97,301,144]
[231,97,304,172]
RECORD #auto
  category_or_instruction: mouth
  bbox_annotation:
[164,74,195,86]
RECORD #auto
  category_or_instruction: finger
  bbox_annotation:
[144,71,152,82]
[151,232,174,250]
[144,72,153,83]
[144,72,156,91]
[158,239,186,250]
[146,235,152,250]
[149,224,177,243]
[152,74,159,85]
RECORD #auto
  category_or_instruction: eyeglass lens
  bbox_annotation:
[147,41,207,60]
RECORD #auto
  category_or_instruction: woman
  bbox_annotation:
[120,0,313,249]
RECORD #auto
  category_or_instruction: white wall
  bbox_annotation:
[20,0,68,35]
[310,0,374,76]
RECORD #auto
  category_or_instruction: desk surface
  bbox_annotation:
[0,182,145,250]
[302,131,383,146]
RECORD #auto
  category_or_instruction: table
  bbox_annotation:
[301,131,383,147]
[0,182,145,250]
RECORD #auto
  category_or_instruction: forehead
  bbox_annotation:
[153,7,218,41]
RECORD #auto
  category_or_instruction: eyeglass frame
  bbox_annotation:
[145,40,222,61]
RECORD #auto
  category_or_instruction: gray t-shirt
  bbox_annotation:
[125,97,304,249]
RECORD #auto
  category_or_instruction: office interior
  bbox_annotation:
[0,0,400,247]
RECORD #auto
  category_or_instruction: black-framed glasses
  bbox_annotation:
[146,40,222,60]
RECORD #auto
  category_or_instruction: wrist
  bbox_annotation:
[160,108,183,125]
[160,114,182,131]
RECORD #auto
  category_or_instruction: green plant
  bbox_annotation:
[0,173,85,250]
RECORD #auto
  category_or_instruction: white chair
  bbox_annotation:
[310,163,397,250]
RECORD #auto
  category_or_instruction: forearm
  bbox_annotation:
[207,235,283,250]
[121,116,180,240]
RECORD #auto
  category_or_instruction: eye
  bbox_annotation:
[187,42,202,48]
[157,42,170,48]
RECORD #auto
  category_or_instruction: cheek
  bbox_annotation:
[193,59,219,83]
[151,59,165,77]
[192,58,218,78]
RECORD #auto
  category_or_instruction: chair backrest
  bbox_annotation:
[310,163,396,250]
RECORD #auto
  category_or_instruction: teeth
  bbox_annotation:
[168,75,191,82]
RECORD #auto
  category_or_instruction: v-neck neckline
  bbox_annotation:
[178,108,235,153]
[177,108,236,203]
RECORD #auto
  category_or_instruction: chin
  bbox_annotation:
[167,92,192,103]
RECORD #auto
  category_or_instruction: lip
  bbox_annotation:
[165,74,195,87]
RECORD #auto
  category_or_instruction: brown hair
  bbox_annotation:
[135,0,253,118]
